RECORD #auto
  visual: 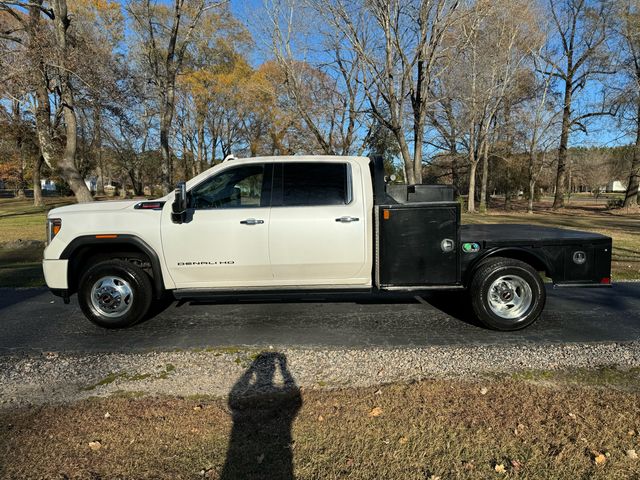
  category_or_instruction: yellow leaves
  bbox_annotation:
[591,450,609,466]
[594,453,607,466]
[494,463,506,474]
[368,406,383,418]
[88,440,102,451]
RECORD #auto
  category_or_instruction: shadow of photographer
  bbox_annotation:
[220,351,301,480]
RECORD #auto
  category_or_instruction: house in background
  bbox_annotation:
[606,180,627,193]
[41,179,57,191]
[40,177,98,193]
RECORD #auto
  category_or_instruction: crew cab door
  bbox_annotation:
[268,161,370,286]
[161,163,273,288]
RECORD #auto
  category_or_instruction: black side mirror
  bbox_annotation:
[171,182,187,224]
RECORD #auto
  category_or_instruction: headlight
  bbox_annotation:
[47,218,62,244]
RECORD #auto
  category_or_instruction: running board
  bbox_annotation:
[173,286,373,301]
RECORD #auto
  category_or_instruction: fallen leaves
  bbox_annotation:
[494,463,506,474]
[88,441,102,451]
[510,459,523,472]
[592,451,607,466]
[627,449,638,460]
[480,387,488,395]
[368,407,383,417]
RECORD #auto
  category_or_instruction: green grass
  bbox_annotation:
[0,197,73,243]
[0,197,74,287]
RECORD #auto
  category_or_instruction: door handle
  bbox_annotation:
[335,216,359,223]
[240,218,264,225]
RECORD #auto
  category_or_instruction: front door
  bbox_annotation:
[161,163,273,288]
[268,161,369,286]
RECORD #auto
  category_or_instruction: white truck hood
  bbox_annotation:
[47,199,144,216]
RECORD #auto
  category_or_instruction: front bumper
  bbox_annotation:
[42,259,69,289]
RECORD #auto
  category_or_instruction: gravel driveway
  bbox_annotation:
[2,342,640,409]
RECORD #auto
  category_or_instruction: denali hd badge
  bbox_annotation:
[178,261,235,266]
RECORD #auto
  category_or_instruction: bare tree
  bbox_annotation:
[264,0,364,156]
[311,0,460,184]
[127,0,227,194]
[542,0,615,209]
[615,0,640,207]
[1,0,94,202]
[514,57,561,213]
[442,0,536,212]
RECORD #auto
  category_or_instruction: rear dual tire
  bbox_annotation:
[78,260,153,328]
[470,257,546,331]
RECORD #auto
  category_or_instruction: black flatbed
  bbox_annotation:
[461,224,610,247]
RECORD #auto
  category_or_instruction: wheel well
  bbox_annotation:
[68,244,157,295]
[467,249,551,284]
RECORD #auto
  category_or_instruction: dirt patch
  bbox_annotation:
[1,377,639,479]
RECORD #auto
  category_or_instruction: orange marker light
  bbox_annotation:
[52,224,61,236]
[95,234,118,239]
[383,209,390,220]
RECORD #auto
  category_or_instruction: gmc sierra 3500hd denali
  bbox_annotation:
[42,155,612,331]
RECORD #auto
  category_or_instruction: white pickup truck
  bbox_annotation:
[43,155,612,331]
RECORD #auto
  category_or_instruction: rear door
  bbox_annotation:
[268,161,369,286]
[161,163,273,288]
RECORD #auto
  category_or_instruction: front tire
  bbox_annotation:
[470,257,546,331]
[78,259,152,328]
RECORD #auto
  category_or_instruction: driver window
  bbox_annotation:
[190,164,265,209]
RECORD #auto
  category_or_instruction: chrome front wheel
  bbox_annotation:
[79,259,152,328]
[90,275,134,318]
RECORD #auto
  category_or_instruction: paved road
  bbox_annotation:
[0,284,639,355]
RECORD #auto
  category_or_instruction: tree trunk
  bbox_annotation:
[397,133,415,184]
[450,142,459,193]
[467,125,478,213]
[59,87,93,202]
[479,136,489,212]
[413,122,424,184]
[527,152,536,214]
[160,95,174,194]
[33,155,44,207]
[94,109,105,195]
[623,101,640,208]
[553,79,572,209]
[196,117,205,175]
[35,0,94,203]
[467,161,478,213]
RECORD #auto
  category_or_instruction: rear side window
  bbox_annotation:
[281,163,351,206]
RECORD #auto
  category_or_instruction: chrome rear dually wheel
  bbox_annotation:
[470,257,545,331]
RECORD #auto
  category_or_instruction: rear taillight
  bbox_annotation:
[47,218,62,244]
[600,277,611,284]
